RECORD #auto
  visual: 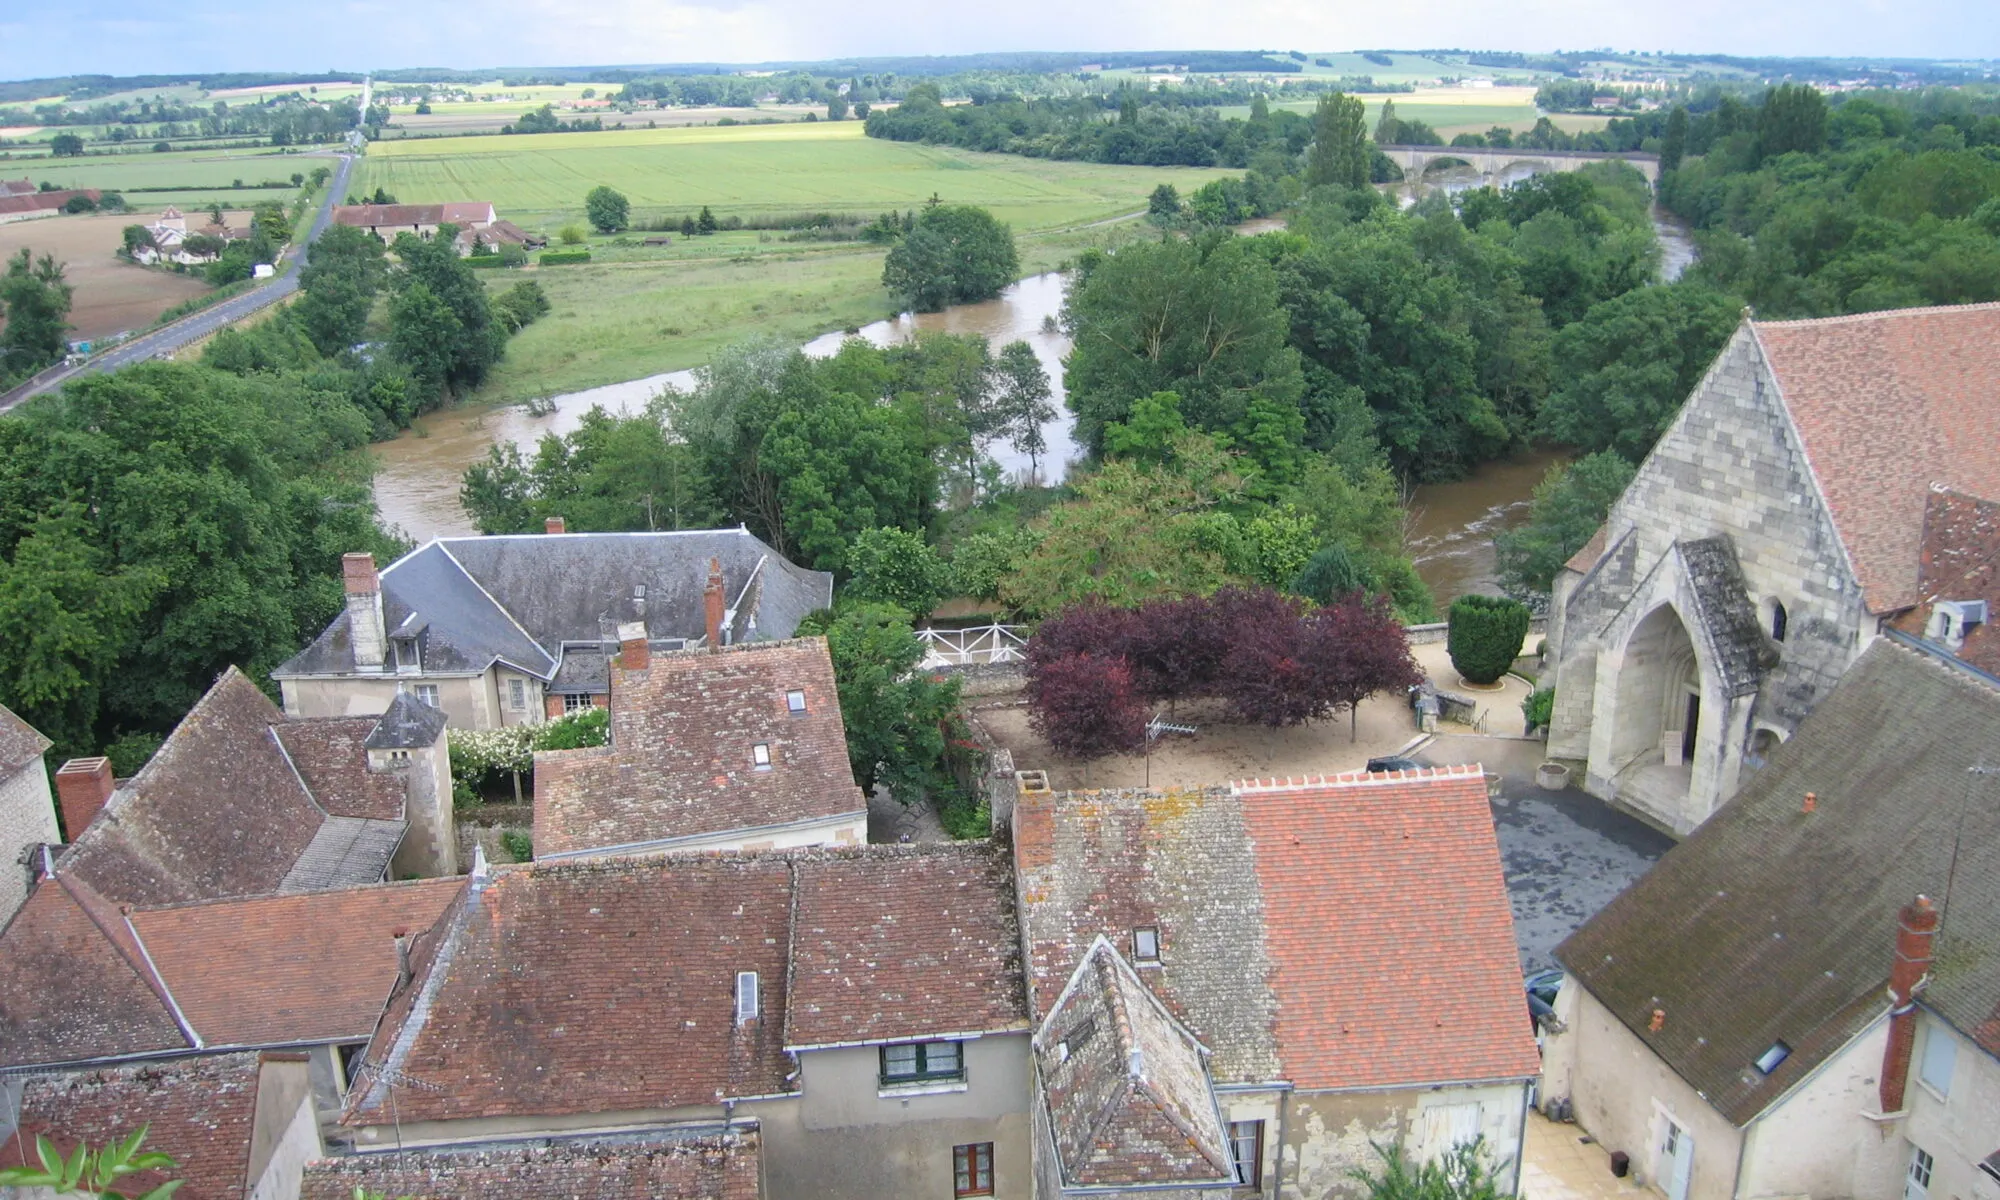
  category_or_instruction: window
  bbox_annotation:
[1229,1120,1263,1188]
[392,637,421,673]
[735,971,759,1024]
[1753,1040,1791,1075]
[414,684,439,708]
[509,678,526,710]
[1770,601,1787,642]
[1906,1146,1933,1200]
[1133,926,1160,963]
[880,1040,963,1086]
[752,743,772,770]
[953,1142,994,1198]
[1918,1028,1955,1098]
[786,688,807,714]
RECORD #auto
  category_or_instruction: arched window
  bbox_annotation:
[1770,601,1788,643]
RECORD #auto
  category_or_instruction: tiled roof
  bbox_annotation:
[1754,303,2000,613]
[275,718,408,820]
[0,873,189,1067]
[0,698,50,775]
[785,842,1029,1049]
[533,639,863,858]
[345,857,798,1125]
[1557,640,2000,1124]
[1564,524,1609,576]
[1,1053,268,1200]
[1896,486,2000,675]
[1235,766,1542,1091]
[332,201,496,228]
[278,815,406,892]
[298,1131,762,1200]
[1034,938,1234,1189]
[1676,537,1777,698]
[363,690,449,750]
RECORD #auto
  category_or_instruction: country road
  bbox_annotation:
[0,151,355,413]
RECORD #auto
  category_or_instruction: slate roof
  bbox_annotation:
[362,690,450,750]
[279,816,407,892]
[1556,640,2000,1125]
[1676,536,1777,698]
[1,1053,269,1200]
[298,1131,762,1200]
[1033,938,1235,1190]
[0,698,50,775]
[1754,303,2000,614]
[533,639,863,859]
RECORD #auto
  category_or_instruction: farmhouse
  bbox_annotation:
[1546,303,2000,835]
[453,218,541,256]
[131,205,249,265]
[331,200,497,243]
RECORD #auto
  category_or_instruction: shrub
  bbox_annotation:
[1523,687,1555,730]
[1028,652,1147,761]
[535,705,608,750]
[1447,594,1532,685]
[557,224,587,245]
[538,250,591,265]
[466,255,505,268]
[500,829,534,862]
[846,526,950,618]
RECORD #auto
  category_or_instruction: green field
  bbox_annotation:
[353,121,1236,231]
[0,144,328,210]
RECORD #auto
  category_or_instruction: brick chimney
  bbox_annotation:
[55,757,115,840]
[617,620,649,671]
[1878,894,1939,1114]
[705,557,726,649]
[545,516,566,535]
[343,552,386,670]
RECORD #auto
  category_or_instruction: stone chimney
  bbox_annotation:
[54,757,114,840]
[705,558,726,649]
[617,620,649,671]
[545,516,566,535]
[1878,894,1939,1114]
[343,552,386,670]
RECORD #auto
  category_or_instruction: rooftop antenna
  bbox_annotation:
[1944,761,1999,921]
[355,1060,445,1152]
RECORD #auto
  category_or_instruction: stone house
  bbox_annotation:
[131,205,249,265]
[328,844,1032,1200]
[0,700,55,921]
[1540,641,2000,1200]
[1547,302,2000,835]
[1012,766,1541,1198]
[330,201,497,243]
[273,527,833,731]
[533,632,865,859]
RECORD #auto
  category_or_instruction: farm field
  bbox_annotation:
[380,104,825,137]
[3,144,329,210]
[0,210,213,341]
[1239,87,1611,139]
[353,120,1237,230]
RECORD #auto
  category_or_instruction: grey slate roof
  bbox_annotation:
[279,816,406,893]
[275,529,834,682]
[0,700,50,776]
[1677,536,1777,698]
[1556,640,2000,1125]
[362,691,449,750]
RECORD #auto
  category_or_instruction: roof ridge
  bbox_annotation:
[1231,763,1486,793]
[124,873,464,916]
[1753,300,2000,329]
[353,863,489,1115]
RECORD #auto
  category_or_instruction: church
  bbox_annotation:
[1546,302,2000,835]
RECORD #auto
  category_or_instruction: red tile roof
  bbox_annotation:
[1,1053,268,1200]
[274,719,408,820]
[534,639,864,858]
[785,842,1029,1049]
[331,202,495,229]
[1235,766,1542,1090]
[1755,303,2000,613]
[1564,524,1609,576]
[298,1132,762,1200]
[1891,486,2000,674]
[0,874,189,1067]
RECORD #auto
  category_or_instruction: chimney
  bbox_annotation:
[343,552,386,670]
[704,557,726,649]
[54,757,115,840]
[1878,894,1939,1114]
[545,516,566,535]
[617,620,649,671]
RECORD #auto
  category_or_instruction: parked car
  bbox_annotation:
[1526,968,1565,1027]
[1364,755,1422,774]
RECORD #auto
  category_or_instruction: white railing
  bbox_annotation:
[917,624,1028,668]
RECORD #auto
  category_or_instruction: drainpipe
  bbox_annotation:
[1273,1089,1291,1200]
[1512,1082,1531,1197]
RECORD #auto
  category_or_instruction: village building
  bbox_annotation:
[1011,766,1542,1198]
[299,1133,762,1200]
[1540,641,2000,1200]
[533,634,865,859]
[273,529,833,730]
[330,201,497,243]
[130,205,251,265]
[453,218,542,256]
[1547,302,2000,835]
[0,700,55,921]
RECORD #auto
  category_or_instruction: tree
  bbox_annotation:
[828,95,850,121]
[558,224,586,245]
[1146,183,1182,226]
[49,133,84,157]
[1494,452,1636,597]
[697,205,718,234]
[1305,594,1423,740]
[0,1124,184,1199]
[880,204,1019,312]
[680,214,698,237]
[1027,652,1147,761]
[1759,83,1828,159]
[845,526,950,619]
[1351,1138,1503,1200]
[584,185,630,233]
[390,231,502,403]
[1,248,73,378]
[1447,594,1531,685]
[295,223,387,356]
[121,225,157,257]
[387,280,463,403]
[991,340,1055,479]
[1659,105,1689,173]
[799,603,964,803]
[1306,91,1369,190]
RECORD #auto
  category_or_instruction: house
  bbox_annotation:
[534,633,864,859]
[1539,640,2000,1200]
[1011,766,1542,1197]
[46,667,456,903]
[273,528,834,730]
[0,188,101,223]
[1547,303,2000,835]
[300,1133,763,1199]
[331,201,497,243]
[453,218,541,256]
[0,700,55,920]
[1,1052,324,1200]
[132,206,249,265]
[331,843,1031,1200]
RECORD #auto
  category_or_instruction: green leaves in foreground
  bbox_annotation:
[0,1124,183,1199]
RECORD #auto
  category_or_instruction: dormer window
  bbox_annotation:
[392,636,420,673]
[786,689,807,714]
[752,743,772,770]
[1133,927,1160,963]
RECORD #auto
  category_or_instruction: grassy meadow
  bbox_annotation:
[3,143,328,209]
[1238,87,1610,140]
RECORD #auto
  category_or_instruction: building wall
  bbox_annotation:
[495,668,545,727]
[1737,1016,1905,1200]
[376,730,458,879]
[1543,984,1744,1200]
[280,673,497,730]
[248,1056,323,1200]
[1902,1014,2000,1200]
[0,760,56,919]
[1281,1082,1528,1200]
[755,1035,1031,1200]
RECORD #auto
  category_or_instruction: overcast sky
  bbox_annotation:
[2,0,1996,82]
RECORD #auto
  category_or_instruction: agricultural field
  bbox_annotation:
[0,210,214,340]
[0,144,326,210]
[1239,86,1610,139]
[379,103,825,138]
[353,120,1236,230]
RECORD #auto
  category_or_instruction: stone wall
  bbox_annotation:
[0,760,55,921]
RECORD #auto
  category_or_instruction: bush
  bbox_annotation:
[846,526,949,618]
[538,250,591,265]
[500,829,534,862]
[1447,594,1532,685]
[557,224,587,246]
[1523,687,1555,730]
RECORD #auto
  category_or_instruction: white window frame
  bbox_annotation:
[563,693,592,714]
[786,688,807,714]
[508,678,527,710]
[735,971,759,1024]
[1133,926,1160,963]
[1228,1119,1263,1187]
[414,684,439,708]
[752,743,772,770]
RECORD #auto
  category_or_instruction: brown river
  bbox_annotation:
[373,201,1694,603]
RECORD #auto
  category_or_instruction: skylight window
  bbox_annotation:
[786,689,807,714]
[1754,1040,1791,1075]
[1133,927,1160,963]
[752,743,772,770]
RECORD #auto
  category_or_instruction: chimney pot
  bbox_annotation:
[54,757,115,840]
[545,516,566,535]
[617,620,650,671]
[342,552,379,597]
[704,557,726,650]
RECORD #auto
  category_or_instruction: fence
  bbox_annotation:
[917,623,1027,669]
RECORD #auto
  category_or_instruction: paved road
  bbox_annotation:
[0,152,354,412]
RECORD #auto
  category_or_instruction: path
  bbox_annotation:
[0,152,354,413]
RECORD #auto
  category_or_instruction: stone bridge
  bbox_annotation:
[1378,145,1661,194]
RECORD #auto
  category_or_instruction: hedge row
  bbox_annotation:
[538,250,591,265]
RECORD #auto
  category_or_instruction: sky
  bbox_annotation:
[2,0,1996,82]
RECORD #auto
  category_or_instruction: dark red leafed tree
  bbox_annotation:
[1216,589,1325,726]
[1305,595,1423,741]
[1026,652,1148,760]
[1130,593,1231,704]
